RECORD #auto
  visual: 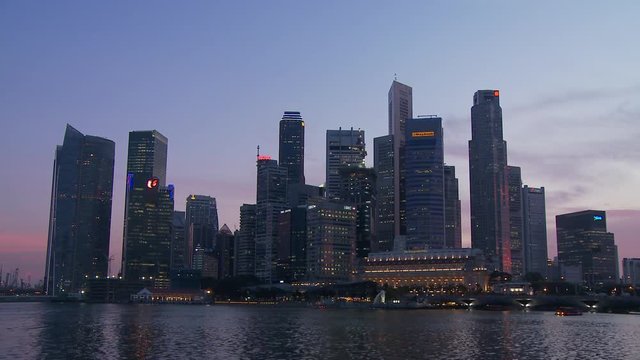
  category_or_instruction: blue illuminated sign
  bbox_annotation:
[593,216,603,221]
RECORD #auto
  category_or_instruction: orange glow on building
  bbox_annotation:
[493,90,500,97]
[411,131,435,138]
[257,155,272,161]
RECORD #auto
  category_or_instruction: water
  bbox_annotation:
[1,303,639,359]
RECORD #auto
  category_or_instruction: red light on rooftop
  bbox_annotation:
[257,155,272,161]
[493,90,500,97]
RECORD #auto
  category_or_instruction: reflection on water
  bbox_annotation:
[0,303,639,359]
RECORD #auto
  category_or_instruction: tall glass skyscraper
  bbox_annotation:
[185,194,219,266]
[234,204,257,277]
[404,116,445,250]
[279,111,305,186]
[469,90,511,272]
[373,135,395,252]
[255,156,287,283]
[45,125,115,295]
[522,186,548,275]
[122,130,174,286]
[444,165,462,249]
[388,81,413,238]
[325,128,366,200]
[507,166,524,278]
[338,167,376,258]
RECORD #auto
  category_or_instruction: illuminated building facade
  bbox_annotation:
[556,210,618,286]
[45,125,115,295]
[362,249,488,290]
[373,135,395,252]
[404,116,445,251]
[306,201,357,283]
[388,80,413,239]
[469,90,511,272]
[325,128,366,200]
[279,111,305,186]
[522,186,548,276]
[122,130,174,286]
[444,165,462,249]
[507,166,524,278]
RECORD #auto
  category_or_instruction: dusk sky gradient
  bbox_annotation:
[1,1,639,283]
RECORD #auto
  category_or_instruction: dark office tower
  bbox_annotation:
[388,80,413,238]
[287,183,325,207]
[507,166,524,278]
[185,195,219,262]
[216,224,235,279]
[373,135,395,252]
[122,130,173,285]
[325,128,366,199]
[444,165,462,249]
[276,206,308,283]
[522,186,548,276]
[469,90,511,273]
[170,211,187,271]
[279,111,305,186]
[404,117,445,250]
[306,200,357,283]
[339,167,376,258]
[255,156,288,283]
[556,210,618,286]
[235,204,257,276]
[45,125,115,295]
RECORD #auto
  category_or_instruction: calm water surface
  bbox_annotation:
[1,303,639,359]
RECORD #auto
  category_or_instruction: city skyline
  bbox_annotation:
[2,2,640,282]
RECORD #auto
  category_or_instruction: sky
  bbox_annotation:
[1,1,639,283]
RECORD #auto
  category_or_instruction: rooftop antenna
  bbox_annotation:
[256,145,260,159]
[394,73,398,81]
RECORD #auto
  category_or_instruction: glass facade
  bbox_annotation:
[325,128,366,200]
[522,186,548,276]
[45,125,115,295]
[279,111,305,186]
[507,166,524,278]
[444,165,462,249]
[374,135,395,252]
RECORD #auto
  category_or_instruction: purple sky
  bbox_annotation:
[1,1,639,283]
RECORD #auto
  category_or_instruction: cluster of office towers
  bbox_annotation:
[44,81,621,295]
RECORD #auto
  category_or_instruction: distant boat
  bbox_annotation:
[555,307,583,316]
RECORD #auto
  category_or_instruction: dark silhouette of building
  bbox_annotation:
[339,167,376,258]
[216,224,235,279]
[469,90,511,272]
[255,155,287,283]
[170,211,187,271]
[373,135,395,252]
[507,166,524,278]
[276,206,308,283]
[279,111,305,186]
[45,125,115,295]
[556,210,618,286]
[404,116,445,250]
[185,195,219,266]
[522,186,548,276]
[325,128,366,200]
[234,204,256,277]
[388,81,413,240]
[122,130,173,287]
[444,165,462,249]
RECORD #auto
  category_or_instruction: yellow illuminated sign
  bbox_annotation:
[411,131,435,138]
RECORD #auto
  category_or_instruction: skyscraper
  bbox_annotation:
[279,111,305,186]
[234,204,256,277]
[276,206,308,283]
[122,130,174,286]
[623,258,640,286]
[306,200,357,283]
[339,167,376,258]
[444,165,462,249]
[522,186,548,276]
[216,224,235,279]
[325,128,366,199]
[185,194,219,259]
[469,90,511,272]
[255,155,287,283]
[507,166,524,278]
[170,211,187,271]
[404,116,445,250]
[45,125,115,295]
[373,135,395,252]
[388,80,413,238]
[556,210,618,286]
